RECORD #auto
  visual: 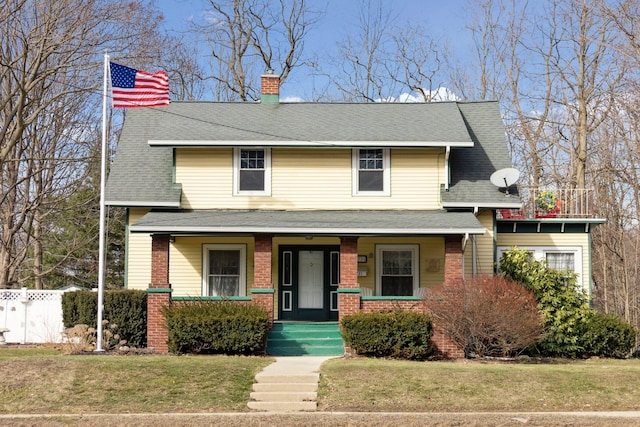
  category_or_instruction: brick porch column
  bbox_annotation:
[251,234,274,325]
[147,234,171,353]
[338,236,360,323]
[444,236,463,284]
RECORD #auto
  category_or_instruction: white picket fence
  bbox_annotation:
[0,287,84,344]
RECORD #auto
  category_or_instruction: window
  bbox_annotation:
[376,245,419,296]
[202,244,246,296]
[546,252,575,272]
[497,246,582,284]
[352,148,390,195]
[234,148,271,195]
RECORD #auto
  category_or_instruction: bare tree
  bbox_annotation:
[192,0,318,101]
[0,0,171,288]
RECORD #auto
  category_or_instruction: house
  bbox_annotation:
[105,72,604,356]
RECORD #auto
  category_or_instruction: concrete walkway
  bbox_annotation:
[247,356,337,411]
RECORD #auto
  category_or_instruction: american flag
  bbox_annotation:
[109,62,169,108]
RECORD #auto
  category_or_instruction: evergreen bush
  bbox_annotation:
[164,301,269,355]
[500,247,637,358]
[61,289,147,347]
[580,312,637,359]
[341,310,434,360]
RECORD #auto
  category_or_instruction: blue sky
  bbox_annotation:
[155,0,473,99]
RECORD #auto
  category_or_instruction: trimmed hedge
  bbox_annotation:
[341,310,434,360]
[163,301,269,355]
[61,290,147,347]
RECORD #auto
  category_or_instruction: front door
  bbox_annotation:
[279,246,339,321]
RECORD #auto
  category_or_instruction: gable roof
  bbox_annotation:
[442,102,522,208]
[105,100,519,208]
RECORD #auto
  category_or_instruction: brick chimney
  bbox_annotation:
[261,70,279,103]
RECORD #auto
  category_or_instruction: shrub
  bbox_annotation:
[164,301,269,355]
[61,289,147,347]
[499,247,637,358]
[580,312,637,359]
[425,275,543,358]
[341,310,434,360]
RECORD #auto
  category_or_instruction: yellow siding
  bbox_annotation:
[170,236,255,297]
[176,147,444,210]
[356,237,445,294]
[497,233,591,293]
[464,211,495,277]
[127,209,151,290]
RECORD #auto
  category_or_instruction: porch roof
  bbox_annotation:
[129,209,486,235]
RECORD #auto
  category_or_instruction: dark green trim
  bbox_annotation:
[171,296,252,301]
[337,288,361,294]
[147,288,172,293]
[361,296,422,301]
[261,94,279,103]
[250,288,275,294]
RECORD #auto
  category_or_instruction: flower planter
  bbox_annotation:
[536,207,560,218]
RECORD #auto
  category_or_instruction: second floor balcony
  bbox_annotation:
[497,188,597,220]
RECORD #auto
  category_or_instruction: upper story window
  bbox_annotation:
[234,148,271,195]
[352,148,390,196]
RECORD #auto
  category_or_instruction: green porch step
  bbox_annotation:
[267,322,344,357]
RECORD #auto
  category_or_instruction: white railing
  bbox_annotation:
[498,188,596,219]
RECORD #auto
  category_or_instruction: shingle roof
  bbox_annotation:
[129,209,486,235]
[442,102,522,208]
[105,100,520,207]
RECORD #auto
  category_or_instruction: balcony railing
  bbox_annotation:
[498,187,596,219]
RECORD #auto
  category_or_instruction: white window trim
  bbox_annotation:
[375,244,419,296]
[497,245,582,285]
[233,147,271,196]
[202,244,247,296]
[352,148,390,196]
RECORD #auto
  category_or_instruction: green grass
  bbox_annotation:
[318,358,640,412]
[2,348,640,414]
[0,348,272,414]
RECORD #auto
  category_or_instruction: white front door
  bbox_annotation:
[298,250,324,309]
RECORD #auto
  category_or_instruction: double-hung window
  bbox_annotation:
[234,148,271,195]
[497,246,582,288]
[352,148,390,195]
[376,244,419,296]
[203,244,246,297]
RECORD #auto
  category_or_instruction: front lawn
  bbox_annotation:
[2,348,640,415]
[318,357,640,412]
[0,348,272,414]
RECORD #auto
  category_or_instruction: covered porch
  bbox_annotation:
[133,209,484,355]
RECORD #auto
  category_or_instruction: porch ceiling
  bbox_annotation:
[129,209,486,236]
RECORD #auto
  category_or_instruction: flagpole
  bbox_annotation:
[96,51,109,352]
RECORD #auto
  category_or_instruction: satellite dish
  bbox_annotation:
[490,168,520,196]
